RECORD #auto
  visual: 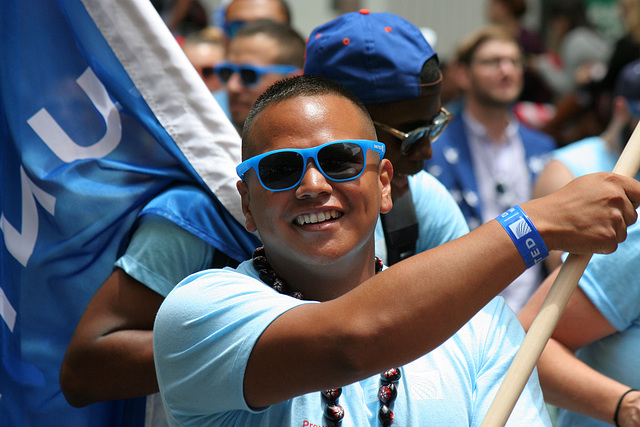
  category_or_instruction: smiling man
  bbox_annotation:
[153,74,640,426]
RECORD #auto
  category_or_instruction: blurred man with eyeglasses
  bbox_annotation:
[424,25,556,313]
[217,19,303,135]
[303,10,468,266]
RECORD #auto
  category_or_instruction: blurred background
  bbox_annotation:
[194,0,623,61]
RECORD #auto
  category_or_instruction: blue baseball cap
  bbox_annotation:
[303,9,437,104]
[615,59,640,117]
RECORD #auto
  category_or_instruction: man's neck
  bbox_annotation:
[263,244,379,302]
[465,98,512,143]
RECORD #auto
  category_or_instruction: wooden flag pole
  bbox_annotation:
[480,120,640,427]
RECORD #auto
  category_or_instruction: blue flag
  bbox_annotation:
[0,0,258,425]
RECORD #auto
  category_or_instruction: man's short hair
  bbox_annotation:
[493,0,527,19]
[455,25,520,66]
[183,26,226,47]
[234,19,305,68]
[225,0,292,26]
[242,75,374,158]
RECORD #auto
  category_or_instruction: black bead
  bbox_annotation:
[290,291,304,300]
[381,368,401,383]
[324,402,345,422]
[253,255,269,270]
[378,383,397,404]
[379,404,394,426]
[374,256,384,273]
[258,268,277,285]
[321,388,342,401]
[271,279,286,293]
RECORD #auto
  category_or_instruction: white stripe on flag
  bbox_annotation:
[0,286,17,332]
[81,0,245,225]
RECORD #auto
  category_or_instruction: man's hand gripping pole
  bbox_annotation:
[480,121,640,427]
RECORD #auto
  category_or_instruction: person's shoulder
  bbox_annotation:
[465,297,519,332]
[518,123,556,149]
[408,170,462,210]
[408,170,445,188]
[553,136,603,156]
[170,260,256,294]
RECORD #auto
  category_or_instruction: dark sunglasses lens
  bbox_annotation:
[258,151,304,190]
[201,66,215,78]
[240,68,258,85]
[401,128,429,154]
[216,67,233,83]
[317,143,364,180]
[428,117,452,143]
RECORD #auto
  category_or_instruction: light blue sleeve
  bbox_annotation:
[114,214,215,297]
[578,220,640,331]
[551,137,616,178]
[468,298,551,426]
[409,170,470,252]
[374,171,468,264]
[153,262,313,424]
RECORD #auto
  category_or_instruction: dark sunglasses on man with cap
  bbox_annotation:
[374,107,453,155]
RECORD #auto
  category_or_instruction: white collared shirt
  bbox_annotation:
[463,110,540,313]
[464,110,531,224]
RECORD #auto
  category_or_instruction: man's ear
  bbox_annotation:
[379,159,393,214]
[237,180,257,232]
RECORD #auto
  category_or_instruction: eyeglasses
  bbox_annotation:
[237,140,386,191]
[373,107,453,155]
[472,57,524,69]
[213,62,300,87]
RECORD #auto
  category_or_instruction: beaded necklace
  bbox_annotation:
[252,246,401,426]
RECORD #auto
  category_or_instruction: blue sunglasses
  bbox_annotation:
[214,61,299,87]
[237,140,386,191]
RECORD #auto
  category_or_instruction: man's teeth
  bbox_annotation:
[296,210,341,225]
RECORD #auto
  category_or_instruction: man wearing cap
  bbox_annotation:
[304,9,469,266]
[424,25,556,313]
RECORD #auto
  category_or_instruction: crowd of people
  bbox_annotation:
[20,0,640,425]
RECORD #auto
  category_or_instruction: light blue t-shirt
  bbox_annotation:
[154,260,551,427]
[375,171,469,264]
[114,215,216,297]
[551,136,620,179]
[556,219,640,427]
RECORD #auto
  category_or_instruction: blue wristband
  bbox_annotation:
[495,205,549,268]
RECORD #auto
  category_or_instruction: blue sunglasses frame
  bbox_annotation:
[237,139,386,192]
[213,61,300,87]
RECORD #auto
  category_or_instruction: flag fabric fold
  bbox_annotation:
[0,0,256,425]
